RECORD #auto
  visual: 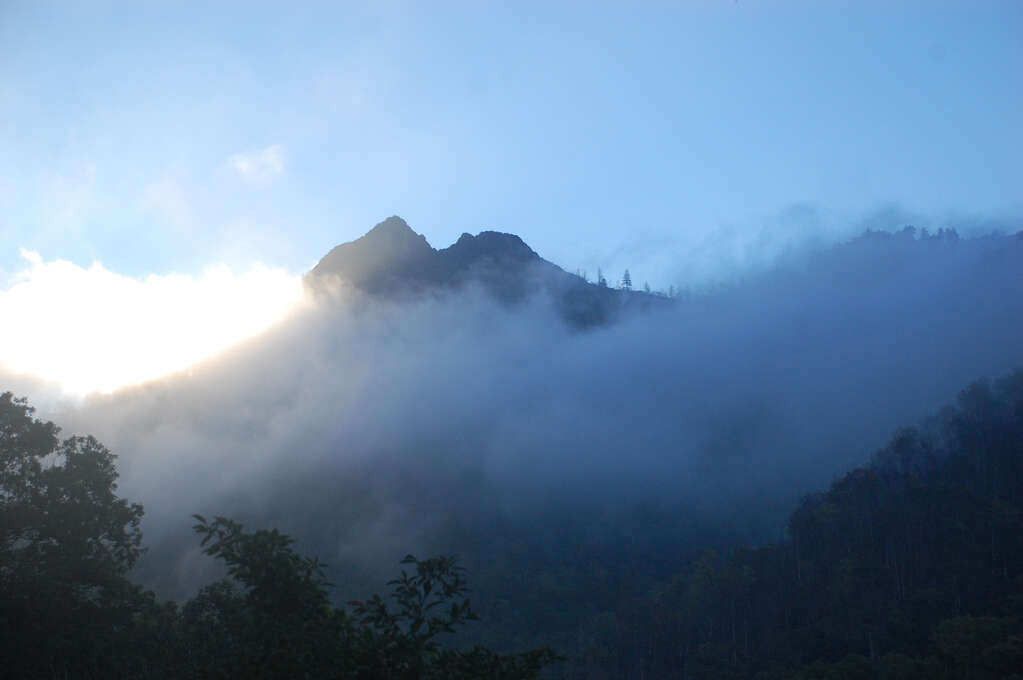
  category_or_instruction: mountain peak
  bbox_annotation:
[307,216,434,289]
[444,230,538,264]
[359,216,432,251]
[367,215,415,236]
[307,216,667,326]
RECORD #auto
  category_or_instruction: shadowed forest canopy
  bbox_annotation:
[4,368,1023,677]
[0,391,557,679]
[594,370,1023,679]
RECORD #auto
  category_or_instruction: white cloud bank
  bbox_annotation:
[0,250,305,395]
[229,144,285,182]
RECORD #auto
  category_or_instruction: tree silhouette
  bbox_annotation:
[186,517,558,679]
[1,393,559,678]
[0,392,147,678]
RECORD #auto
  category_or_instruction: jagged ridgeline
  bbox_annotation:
[305,216,666,327]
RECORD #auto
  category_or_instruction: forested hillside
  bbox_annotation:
[4,368,1023,677]
[566,371,1023,679]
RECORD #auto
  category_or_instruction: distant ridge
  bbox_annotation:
[306,216,665,327]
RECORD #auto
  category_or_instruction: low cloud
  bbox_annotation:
[0,250,304,395]
[229,144,285,182]
[15,223,1016,600]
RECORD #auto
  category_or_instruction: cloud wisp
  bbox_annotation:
[229,144,285,182]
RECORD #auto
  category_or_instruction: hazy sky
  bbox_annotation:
[1,1,1022,394]
[2,1,1020,282]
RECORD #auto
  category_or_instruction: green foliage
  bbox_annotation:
[194,514,333,617]
[0,391,148,678]
[177,517,558,679]
[351,554,478,643]
[0,393,557,679]
[573,370,1023,678]
[5,365,1023,678]
[177,515,342,678]
[430,646,563,680]
[1,392,144,580]
[347,554,477,676]
[343,553,558,679]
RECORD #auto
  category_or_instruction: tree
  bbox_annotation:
[183,514,343,679]
[0,394,558,678]
[620,270,632,291]
[0,392,147,678]
[348,553,478,676]
[349,553,559,679]
[186,517,559,679]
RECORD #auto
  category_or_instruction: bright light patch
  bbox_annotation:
[0,250,305,396]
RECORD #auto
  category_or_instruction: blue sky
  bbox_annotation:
[2,0,1021,288]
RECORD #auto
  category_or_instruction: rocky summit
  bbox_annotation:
[306,216,666,327]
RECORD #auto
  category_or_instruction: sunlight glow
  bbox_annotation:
[0,250,306,396]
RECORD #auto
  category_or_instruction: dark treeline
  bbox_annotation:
[4,370,1023,678]
[0,391,556,679]
[565,371,1023,679]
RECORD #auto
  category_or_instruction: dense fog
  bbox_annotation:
[6,225,1022,603]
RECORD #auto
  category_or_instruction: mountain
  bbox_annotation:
[39,220,1023,678]
[306,216,666,327]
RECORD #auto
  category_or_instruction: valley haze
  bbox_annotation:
[4,217,1019,611]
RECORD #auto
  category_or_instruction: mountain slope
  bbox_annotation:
[306,216,667,327]
[45,221,1023,676]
